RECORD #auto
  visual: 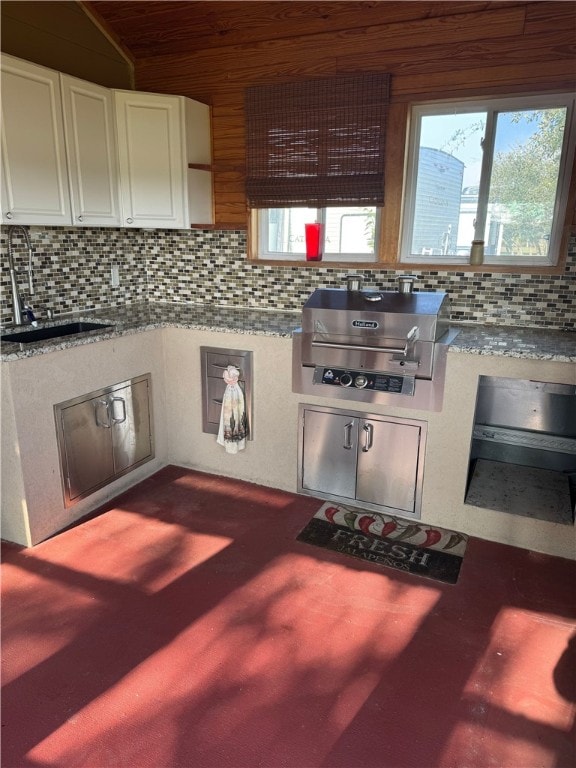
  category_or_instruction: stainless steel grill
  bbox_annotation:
[292,278,458,411]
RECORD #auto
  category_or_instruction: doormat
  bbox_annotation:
[297,503,468,584]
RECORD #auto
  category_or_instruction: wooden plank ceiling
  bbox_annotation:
[83,1,526,59]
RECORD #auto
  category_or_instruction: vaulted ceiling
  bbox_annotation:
[83,1,522,60]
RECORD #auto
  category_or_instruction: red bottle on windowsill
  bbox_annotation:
[305,223,323,261]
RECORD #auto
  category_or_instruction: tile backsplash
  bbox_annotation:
[1,226,575,329]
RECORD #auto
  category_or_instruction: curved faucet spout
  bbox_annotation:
[7,225,34,326]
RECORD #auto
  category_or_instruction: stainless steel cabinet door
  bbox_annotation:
[301,409,358,500]
[357,419,421,513]
[60,396,115,501]
[298,404,427,518]
[55,373,154,507]
[111,378,152,473]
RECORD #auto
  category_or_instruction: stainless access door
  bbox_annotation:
[301,408,358,500]
[55,373,154,507]
[112,378,152,473]
[60,395,115,501]
[298,404,427,518]
[357,419,421,514]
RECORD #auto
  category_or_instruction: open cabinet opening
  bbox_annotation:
[465,376,576,525]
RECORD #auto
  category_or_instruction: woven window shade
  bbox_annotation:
[245,73,390,208]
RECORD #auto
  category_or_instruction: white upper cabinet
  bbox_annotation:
[114,90,213,229]
[1,55,72,225]
[61,74,121,227]
[115,91,185,229]
[1,54,213,229]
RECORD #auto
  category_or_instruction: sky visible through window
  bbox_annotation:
[420,111,542,188]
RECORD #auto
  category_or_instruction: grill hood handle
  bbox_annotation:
[312,325,420,357]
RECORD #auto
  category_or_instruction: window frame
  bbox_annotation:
[256,206,382,263]
[399,93,576,268]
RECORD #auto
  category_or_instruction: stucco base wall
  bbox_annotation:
[2,330,168,546]
[3,327,574,558]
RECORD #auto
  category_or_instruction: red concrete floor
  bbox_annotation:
[1,466,575,768]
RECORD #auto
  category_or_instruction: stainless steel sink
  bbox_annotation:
[1,322,113,344]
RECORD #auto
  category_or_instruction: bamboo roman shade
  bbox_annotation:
[245,73,390,208]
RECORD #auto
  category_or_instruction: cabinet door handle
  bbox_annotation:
[6,212,13,219]
[94,399,111,428]
[126,217,133,224]
[343,420,354,450]
[110,396,127,425]
[362,422,374,452]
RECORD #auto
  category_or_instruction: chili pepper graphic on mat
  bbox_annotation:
[380,520,398,538]
[444,532,466,551]
[344,511,358,530]
[394,524,422,542]
[358,515,376,534]
[422,529,442,548]
[324,506,339,523]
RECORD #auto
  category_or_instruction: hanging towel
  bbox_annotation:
[217,365,248,453]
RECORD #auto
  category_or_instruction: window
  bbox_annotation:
[400,94,575,267]
[258,206,379,261]
[246,73,389,263]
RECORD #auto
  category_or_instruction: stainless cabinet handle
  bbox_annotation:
[343,420,354,450]
[362,422,374,452]
[94,399,111,428]
[110,396,127,425]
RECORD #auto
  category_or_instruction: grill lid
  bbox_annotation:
[302,288,450,342]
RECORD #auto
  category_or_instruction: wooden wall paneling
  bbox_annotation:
[392,60,576,100]
[337,29,576,85]
[129,1,575,236]
[379,102,408,264]
[524,1,576,34]
[2,0,133,87]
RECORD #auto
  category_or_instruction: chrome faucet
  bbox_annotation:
[6,225,34,325]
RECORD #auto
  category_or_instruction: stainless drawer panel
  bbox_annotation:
[201,346,253,438]
[206,377,227,425]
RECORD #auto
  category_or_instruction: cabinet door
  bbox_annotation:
[301,409,358,500]
[357,419,421,513]
[1,55,72,225]
[111,378,153,473]
[61,74,121,226]
[60,396,115,502]
[114,91,187,228]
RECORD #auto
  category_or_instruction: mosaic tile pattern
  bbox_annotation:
[1,226,575,329]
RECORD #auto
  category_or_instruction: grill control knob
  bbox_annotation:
[340,373,353,387]
[354,374,368,389]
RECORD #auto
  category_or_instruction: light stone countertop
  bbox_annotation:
[1,301,575,363]
[448,324,576,363]
[0,302,302,361]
